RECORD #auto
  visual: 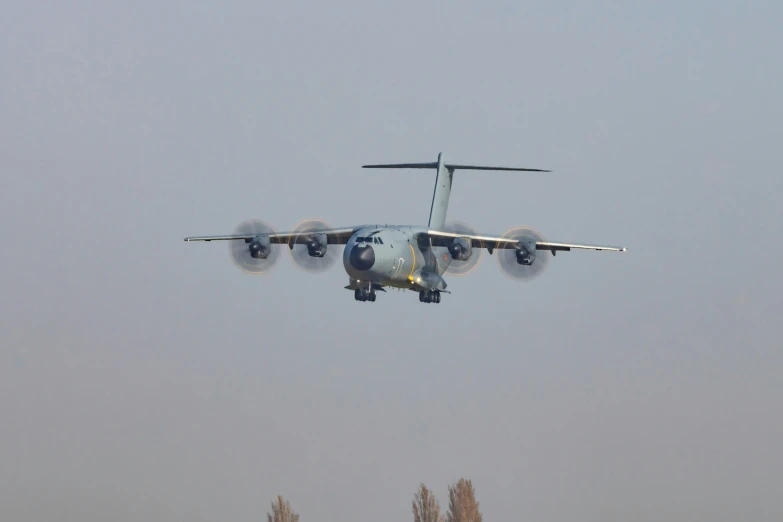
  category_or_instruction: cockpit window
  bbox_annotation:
[356,235,383,244]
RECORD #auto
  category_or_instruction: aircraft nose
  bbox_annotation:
[349,243,375,271]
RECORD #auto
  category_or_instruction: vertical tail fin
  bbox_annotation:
[428,152,452,229]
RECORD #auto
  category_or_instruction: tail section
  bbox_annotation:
[428,152,452,229]
[362,153,549,229]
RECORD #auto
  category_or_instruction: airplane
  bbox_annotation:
[184,153,626,303]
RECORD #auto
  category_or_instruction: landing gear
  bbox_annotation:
[354,286,377,303]
[419,290,441,304]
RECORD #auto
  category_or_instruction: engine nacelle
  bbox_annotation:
[248,235,272,259]
[515,245,535,265]
[448,237,473,261]
[306,233,328,257]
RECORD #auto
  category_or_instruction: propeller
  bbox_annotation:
[288,218,340,273]
[228,219,281,274]
[443,220,483,276]
[496,226,551,281]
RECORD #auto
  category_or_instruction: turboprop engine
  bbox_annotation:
[497,226,551,281]
[515,244,535,265]
[228,219,281,275]
[442,221,483,276]
[448,237,472,261]
[248,235,272,259]
[305,234,328,257]
[288,219,339,273]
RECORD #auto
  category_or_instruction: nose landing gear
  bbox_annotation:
[419,290,441,304]
[354,287,376,302]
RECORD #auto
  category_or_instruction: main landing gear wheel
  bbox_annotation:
[354,287,376,303]
[419,290,441,304]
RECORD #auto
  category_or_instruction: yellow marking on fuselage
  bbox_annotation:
[407,243,416,281]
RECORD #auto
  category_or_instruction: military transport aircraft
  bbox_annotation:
[184,153,626,303]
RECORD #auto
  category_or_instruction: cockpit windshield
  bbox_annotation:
[355,236,383,245]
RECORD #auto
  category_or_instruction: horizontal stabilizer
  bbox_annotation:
[362,162,549,172]
[362,162,438,169]
[444,164,549,172]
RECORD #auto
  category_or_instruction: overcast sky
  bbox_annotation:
[1,1,782,521]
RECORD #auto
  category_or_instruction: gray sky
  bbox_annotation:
[1,1,782,521]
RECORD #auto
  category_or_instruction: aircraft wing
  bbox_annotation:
[425,229,626,252]
[184,226,360,245]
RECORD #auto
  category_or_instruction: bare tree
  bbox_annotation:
[267,495,299,522]
[445,478,482,522]
[413,483,444,522]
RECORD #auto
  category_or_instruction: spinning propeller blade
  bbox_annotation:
[228,219,281,275]
[443,221,484,276]
[496,226,552,281]
[288,218,340,273]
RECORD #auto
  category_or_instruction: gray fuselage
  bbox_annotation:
[343,226,451,291]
